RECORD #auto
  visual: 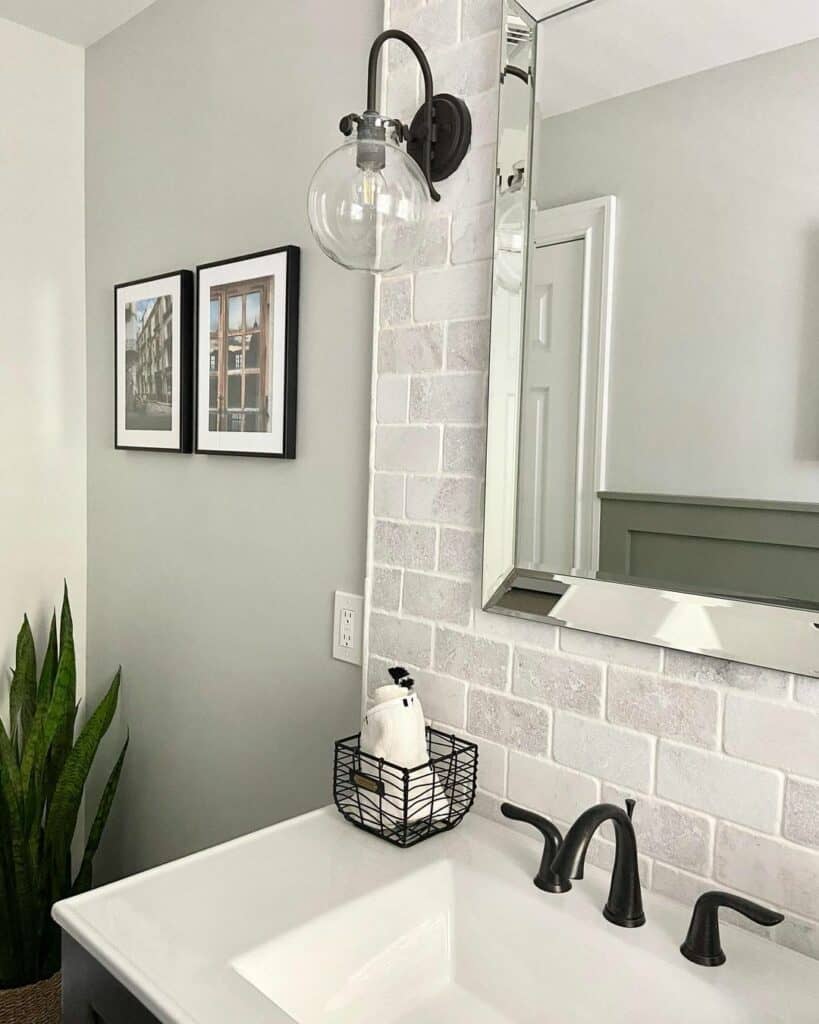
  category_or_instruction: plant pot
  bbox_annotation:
[0,972,61,1024]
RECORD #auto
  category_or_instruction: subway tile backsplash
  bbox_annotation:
[363,0,819,961]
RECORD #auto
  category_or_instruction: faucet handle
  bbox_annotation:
[681,891,784,967]
[625,798,636,820]
[500,802,571,894]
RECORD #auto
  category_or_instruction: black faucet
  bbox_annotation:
[680,891,784,966]
[500,802,571,893]
[550,799,645,928]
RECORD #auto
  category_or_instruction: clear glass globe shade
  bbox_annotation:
[307,137,429,273]
[495,194,525,294]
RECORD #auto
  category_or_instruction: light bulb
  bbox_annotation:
[307,135,429,273]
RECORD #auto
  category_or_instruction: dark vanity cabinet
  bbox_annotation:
[63,935,161,1024]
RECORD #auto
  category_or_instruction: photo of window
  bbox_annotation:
[115,270,193,452]
[196,247,299,458]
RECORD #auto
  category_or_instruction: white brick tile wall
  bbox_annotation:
[379,323,444,372]
[461,0,501,39]
[409,372,486,423]
[435,625,509,689]
[371,566,402,612]
[465,731,506,794]
[369,611,432,667]
[651,863,771,937]
[362,0,819,959]
[553,714,654,792]
[603,784,714,875]
[414,261,492,320]
[794,675,819,708]
[373,519,435,569]
[715,823,819,919]
[405,474,482,526]
[379,276,412,326]
[783,778,819,848]
[388,0,459,69]
[413,213,450,268]
[412,668,467,728]
[559,628,661,672]
[607,667,720,748]
[376,375,409,424]
[775,914,819,960]
[724,695,819,777]
[656,741,782,833]
[473,609,558,648]
[437,526,482,576]
[375,424,440,471]
[437,145,497,208]
[468,89,500,148]
[445,318,490,371]
[514,647,603,717]
[435,32,500,95]
[442,425,486,474]
[665,650,790,698]
[373,473,405,518]
[468,689,551,756]
[385,60,420,125]
[452,202,495,264]
[402,570,472,625]
[508,751,600,825]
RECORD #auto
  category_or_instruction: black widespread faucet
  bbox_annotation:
[681,891,784,966]
[500,802,571,893]
[550,799,646,928]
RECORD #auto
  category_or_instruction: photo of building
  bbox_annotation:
[125,293,174,430]
[207,275,273,434]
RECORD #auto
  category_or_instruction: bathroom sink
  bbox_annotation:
[54,807,816,1024]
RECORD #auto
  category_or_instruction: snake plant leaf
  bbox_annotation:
[0,717,23,813]
[50,587,76,788]
[36,613,58,707]
[20,619,75,813]
[19,697,51,819]
[0,717,37,976]
[9,616,37,753]
[0,791,21,988]
[42,613,77,804]
[58,583,72,664]
[2,585,127,988]
[72,735,129,897]
[45,670,121,882]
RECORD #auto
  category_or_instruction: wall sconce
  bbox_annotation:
[307,30,472,274]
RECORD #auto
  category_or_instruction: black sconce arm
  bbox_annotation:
[365,29,440,201]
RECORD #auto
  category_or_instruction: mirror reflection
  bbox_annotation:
[487,0,819,615]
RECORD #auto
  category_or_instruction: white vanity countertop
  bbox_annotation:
[53,807,817,1024]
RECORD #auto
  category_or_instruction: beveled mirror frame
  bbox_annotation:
[483,0,819,678]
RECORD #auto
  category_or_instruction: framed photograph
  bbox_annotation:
[115,270,194,452]
[195,246,299,458]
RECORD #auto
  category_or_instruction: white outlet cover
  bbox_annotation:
[332,591,364,666]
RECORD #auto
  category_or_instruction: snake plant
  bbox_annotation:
[0,585,127,990]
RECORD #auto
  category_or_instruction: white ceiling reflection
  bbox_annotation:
[527,0,819,116]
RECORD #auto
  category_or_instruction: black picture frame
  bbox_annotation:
[194,246,300,459]
[114,269,194,453]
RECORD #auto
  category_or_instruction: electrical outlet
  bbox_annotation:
[333,591,364,666]
[340,609,355,649]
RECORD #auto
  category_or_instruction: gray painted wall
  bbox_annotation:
[536,38,819,503]
[85,0,380,879]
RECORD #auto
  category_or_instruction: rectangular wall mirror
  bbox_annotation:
[484,0,819,677]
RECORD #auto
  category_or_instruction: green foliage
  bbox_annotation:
[0,585,127,989]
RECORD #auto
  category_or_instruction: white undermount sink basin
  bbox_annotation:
[54,807,816,1024]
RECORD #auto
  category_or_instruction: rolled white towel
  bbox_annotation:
[358,675,450,827]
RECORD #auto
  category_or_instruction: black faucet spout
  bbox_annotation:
[551,801,645,928]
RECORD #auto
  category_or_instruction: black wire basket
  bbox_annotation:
[333,727,478,848]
